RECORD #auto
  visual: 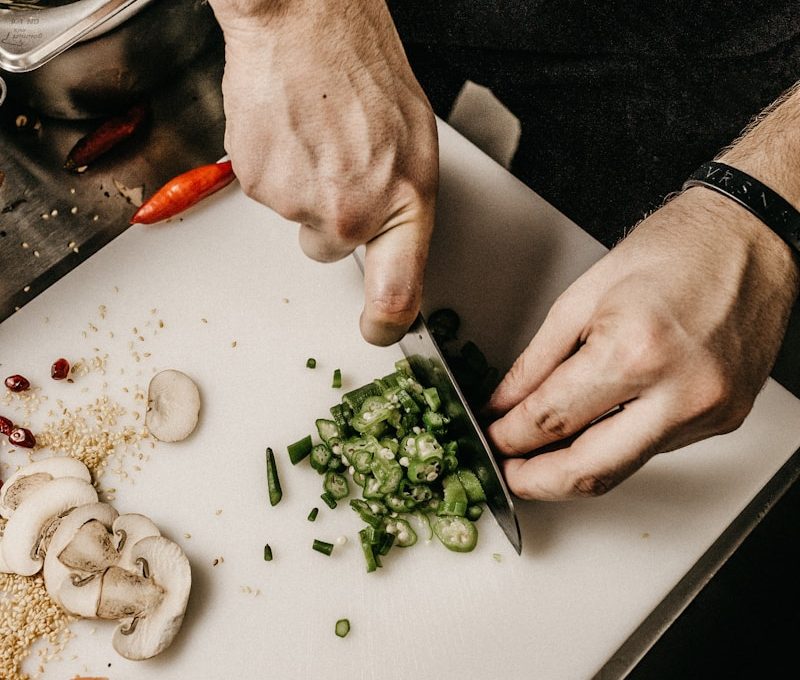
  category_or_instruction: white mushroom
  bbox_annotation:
[43,503,119,618]
[97,565,164,620]
[112,513,161,571]
[145,369,201,442]
[111,536,191,660]
[0,457,92,519]
[1,477,98,576]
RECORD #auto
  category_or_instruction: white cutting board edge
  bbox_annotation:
[0,120,798,680]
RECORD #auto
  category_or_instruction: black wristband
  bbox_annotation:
[682,161,800,256]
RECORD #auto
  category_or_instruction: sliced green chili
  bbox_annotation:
[433,516,478,552]
[358,528,378,572]
[265,447,283,506]
[263,544,273,561]
[332,368,342,388]
[306,357,317,369]
[287,435,313,465]
[312,539,335,556]
[324,471,350,500]
[307,507,319,522]
[457,469,487,504]
[335,619,351,638]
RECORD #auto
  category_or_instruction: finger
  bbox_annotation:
[487,342,638,456]
[360,204,434,347]
[298,223,355,263]
[501,397,667,501]
[485,298,589,417]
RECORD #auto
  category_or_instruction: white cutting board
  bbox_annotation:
[2,121,800,680]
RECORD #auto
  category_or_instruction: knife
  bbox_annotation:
[352,250,522,554]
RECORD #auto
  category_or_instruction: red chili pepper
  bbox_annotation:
[51,358,70,380]
[64,102,150,171]
[130,160,236,224]
[4,374,30,392]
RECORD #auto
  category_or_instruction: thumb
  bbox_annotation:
[360,195,435,346]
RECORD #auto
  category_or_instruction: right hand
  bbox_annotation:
[209,0,439,346]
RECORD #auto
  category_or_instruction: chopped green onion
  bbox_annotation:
[265,448,283,506]
[306,357,317,369]
[287,435,313,465]
[263,544,273,561]
[332,368,342,388]
[312,539,334,556]
[307,507,319,522]
[320,491,337,509]
[493,552,503,563]
[335,618,351,638]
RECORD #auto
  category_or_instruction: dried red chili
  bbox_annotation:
[64,102,150,171]
[51,358,70,380]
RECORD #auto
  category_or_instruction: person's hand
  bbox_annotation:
[486,187,800,500]
[209,0,438,345]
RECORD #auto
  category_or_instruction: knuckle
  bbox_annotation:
[572,471,617,498]
[611,317,671,380]
[523,399,570,441]
[369,290,419,327]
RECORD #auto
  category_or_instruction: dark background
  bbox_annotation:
[389,2,800,677]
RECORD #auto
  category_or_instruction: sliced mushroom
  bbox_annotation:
[112,513,161,570]
[145,369,201,442]
[1,477,98,576]
[97,565,164,620]
[43,503,119,618]
[59,520,119,572]
[111,536,191,660]
[0,457,92,519]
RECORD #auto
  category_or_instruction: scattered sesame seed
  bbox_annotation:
[70,206,78,214]
[50,209,58,217]
[22,285,30,293]
[33,250,40,258]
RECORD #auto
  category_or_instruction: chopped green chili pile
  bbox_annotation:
[288,347,488,572]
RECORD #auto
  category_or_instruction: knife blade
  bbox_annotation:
[352,250,522,554]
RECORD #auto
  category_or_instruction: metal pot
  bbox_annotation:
[1,0,220,119]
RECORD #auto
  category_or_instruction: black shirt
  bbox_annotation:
[388,2,800,246]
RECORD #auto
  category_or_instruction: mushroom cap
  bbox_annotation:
[1,477,98,576]
[112,513,161,571]
[43,503,119,618]
[0,457,92,519]
[145,369,201,442]
[112,536,191,660]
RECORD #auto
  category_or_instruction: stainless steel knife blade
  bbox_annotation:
[352,250,522,554]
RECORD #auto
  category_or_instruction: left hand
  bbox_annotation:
[485,186,800,500]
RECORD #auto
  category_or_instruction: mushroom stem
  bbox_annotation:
[97,566,164,621]
[58,520,119,572]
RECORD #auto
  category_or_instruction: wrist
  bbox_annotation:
[678,185,800,300]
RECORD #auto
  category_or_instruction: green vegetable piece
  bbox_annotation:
[457,469,487,503]
[396,389,420,414]
[335,619,351,638]
[330,403,352,437]
[324,471,350,500]
[349,499,385,529]
[370,455,403,494]
[387,518,417,547]
[306,357,317,369]
[351,396,393,433]
[428,308,460,342]
[315,418,341,444]
[422,410,449,436]
[320,491,338,509]
[287,435,313,465]
[377,531,396,556]
[352,470,367,487]
[433,516,478,552]
[310,444,332,473]
[423,386,441,412]
[358,528,378,573]
[307,507,319,522]
[466,505,484,521]
[415,510,433,541]
[332,368,342,389]
[394,358,414,377]
[407,458,443,484]
[439,474,468,516]
[342,382,382,412]
[263,544,273,561]
[312,539,334,556]
[265,448,283,506]
[414,432,444,461]
[362,475,384,500]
